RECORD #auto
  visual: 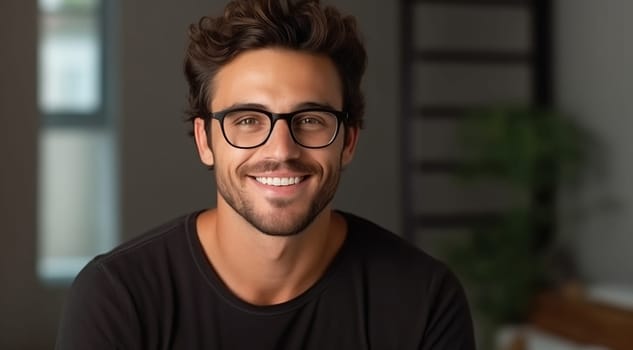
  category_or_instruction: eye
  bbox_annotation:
[293,111,336,130]
[296,116,323,125]
[226,111,269,127]
[236,117,261,125]
[294,115,327,131]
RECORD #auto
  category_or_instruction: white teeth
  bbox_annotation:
[255,176,304,186]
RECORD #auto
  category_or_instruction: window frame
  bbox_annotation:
[39,0,109,128]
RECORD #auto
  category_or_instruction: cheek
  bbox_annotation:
[314,149,344,175]
[213,146,255,178]
[330,137,347,166]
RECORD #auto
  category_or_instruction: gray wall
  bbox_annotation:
[0,1,67,348]
[555,0,633,284]
[0,0,400,347]
[329,0,401,234]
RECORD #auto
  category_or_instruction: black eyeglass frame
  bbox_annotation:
[206,108,350,149]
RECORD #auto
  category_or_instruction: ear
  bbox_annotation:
[193,117,215,167]
[341,126,359,167]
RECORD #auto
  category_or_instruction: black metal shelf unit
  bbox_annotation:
[399,0,552,240]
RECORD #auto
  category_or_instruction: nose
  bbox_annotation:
[261,120,301,160]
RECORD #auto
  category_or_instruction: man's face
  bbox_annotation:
[194,48,359,236]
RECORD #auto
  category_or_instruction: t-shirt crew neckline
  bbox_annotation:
[185,209,353,316]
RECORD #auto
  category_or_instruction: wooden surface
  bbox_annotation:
[530,291,633,350]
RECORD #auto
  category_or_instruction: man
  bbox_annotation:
[57,0,475,349]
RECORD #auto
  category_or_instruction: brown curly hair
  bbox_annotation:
[183,0,367,134]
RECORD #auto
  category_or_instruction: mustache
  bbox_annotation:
[241,159,318,174]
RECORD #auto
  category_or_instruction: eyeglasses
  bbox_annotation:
[208,107,349,149]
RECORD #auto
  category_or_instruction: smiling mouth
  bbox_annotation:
[254,176,305,187]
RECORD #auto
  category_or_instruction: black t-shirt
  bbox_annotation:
[56,211,475,349]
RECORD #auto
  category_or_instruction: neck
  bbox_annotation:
[196,204,346,305]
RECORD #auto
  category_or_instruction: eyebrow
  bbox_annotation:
[218,101,340,112]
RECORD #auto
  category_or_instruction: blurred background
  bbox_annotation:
[1,0,632,348]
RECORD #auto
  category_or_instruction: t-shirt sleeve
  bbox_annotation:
[55,260,140,350]
[419,267,476,350]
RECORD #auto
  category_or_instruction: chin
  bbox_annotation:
[253,211,313,236]
[247,204,327,237]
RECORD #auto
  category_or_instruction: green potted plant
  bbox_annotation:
[444,105,589,347]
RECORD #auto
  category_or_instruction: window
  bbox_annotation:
[37,0,118,283]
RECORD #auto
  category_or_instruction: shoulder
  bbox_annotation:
[101,212,195,258]
[339,212,475,348]
[57,211,202,348]
[91,211,197,271]
[71,211,201,299]
[341,211,446,275]
[340,211,465,298]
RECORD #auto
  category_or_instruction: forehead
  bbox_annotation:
[210,48,343,112]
